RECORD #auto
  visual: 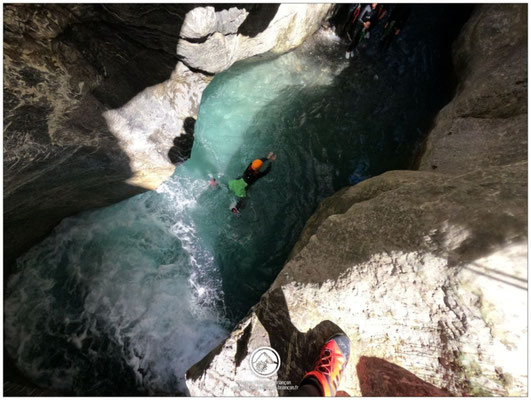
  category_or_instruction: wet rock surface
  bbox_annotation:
[186,4,528,396]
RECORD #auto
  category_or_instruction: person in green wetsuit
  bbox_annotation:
[229,152,277,214]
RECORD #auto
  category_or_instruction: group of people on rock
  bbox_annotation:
[331,3,412,58]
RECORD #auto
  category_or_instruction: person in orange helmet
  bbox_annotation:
[229,152,277,215]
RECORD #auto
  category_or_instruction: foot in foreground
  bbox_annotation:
[294,333,350,396]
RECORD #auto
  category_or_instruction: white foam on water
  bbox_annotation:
[5,35,346,395]
[5,171,229,394]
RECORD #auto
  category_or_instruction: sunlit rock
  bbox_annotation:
[103,62,212,189]
[180,6,218,39]
[187,163,527,396]
[177,4,333,74]
[180,6,248,39]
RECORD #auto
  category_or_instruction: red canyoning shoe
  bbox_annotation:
[302,334,350,396]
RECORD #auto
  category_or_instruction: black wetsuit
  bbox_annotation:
[347,4,378,52]
[340,3,362,38]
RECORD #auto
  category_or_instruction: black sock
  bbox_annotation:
[290,377,322,396]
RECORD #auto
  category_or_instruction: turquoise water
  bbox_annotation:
[5,8,459,395]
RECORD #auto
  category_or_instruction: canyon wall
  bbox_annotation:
[3,4,332,271]
[185,4,528,396]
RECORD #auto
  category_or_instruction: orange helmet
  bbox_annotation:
[251,159,263,171]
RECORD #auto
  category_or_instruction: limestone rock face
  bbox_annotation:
[101,62,211,189]
[180,7,219,39]
[186,165,527,396]
[186,4,528,396]
[177,4,333,74]
[3,4,331,270]
[180,6,249,39]
[3,4,193,270]
[418,4,527,173]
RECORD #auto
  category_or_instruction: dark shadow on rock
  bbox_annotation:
[57,4,197,109]
[169,117,196,164]
[185,340,225,387]
[237,4,280,38]
[356,356,453,396]
[186,286,347,395]
[256,287,346,396]
[235,322,254,368]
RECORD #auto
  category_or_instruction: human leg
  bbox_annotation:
[347,22,364,53]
